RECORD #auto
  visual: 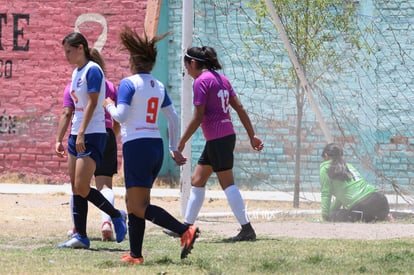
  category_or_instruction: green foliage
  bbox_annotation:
[246,0,363,83]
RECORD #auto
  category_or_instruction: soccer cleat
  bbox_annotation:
[162,228,180,238]
[180,225,200,259]
[224,223,256,242]
[121,254,144,265]
[58,233,90,249]
[112,210,127,243]
[101,221,114,242]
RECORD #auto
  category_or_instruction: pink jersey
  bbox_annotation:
[193,70,236,141]
[63,80,117,129]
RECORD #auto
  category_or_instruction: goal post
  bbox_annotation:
[180,0,194,216]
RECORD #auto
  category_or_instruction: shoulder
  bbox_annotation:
[320,160,331,171]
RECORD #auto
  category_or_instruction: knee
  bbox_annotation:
[73,185,90,198]
[127,200,150,218]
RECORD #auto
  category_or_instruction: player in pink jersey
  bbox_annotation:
[165,46,264,242]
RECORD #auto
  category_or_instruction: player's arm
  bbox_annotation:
[178,104,205,152]
[55,106,74,157]
[76,67,104,153]
[104,79,133,123]
[320,165,332,220]
[161,103,187,166]
[229,95,263,151]
[76,91,98,153]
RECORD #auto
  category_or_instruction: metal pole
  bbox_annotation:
[180,0,194,216]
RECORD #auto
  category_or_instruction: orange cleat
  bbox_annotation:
[180,225,200,259]
[121,254,144,265]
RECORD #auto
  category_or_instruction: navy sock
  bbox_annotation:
[85,187,120,218]
[72,195,88,237]
[128,213,145,258]
[144,204,187,235]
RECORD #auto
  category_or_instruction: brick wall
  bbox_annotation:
[0,1,146,183]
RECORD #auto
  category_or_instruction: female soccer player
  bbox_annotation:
[56,32,126,248]
[320,143,390,222]
[104,26,199,264]
[58,48,120,242]
[168,46,264,242]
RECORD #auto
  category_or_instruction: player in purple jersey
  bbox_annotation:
[103,26,199,264]
[164,46,264,242]
[55,32,126,249]
[59,48,120,242]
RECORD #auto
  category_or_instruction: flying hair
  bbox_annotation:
[120,26,169,73]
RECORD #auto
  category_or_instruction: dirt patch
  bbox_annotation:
[1,193,414,241]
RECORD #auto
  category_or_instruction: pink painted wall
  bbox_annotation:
[0,1,147,183]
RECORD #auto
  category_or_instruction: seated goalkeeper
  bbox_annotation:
[320,143,390,222]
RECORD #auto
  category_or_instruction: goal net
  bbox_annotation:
[172,0,414,205]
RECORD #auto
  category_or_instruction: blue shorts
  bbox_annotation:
[123,138,163,189]
[68,133,106,167]
[198,134,235,172]
[94,128,118,177]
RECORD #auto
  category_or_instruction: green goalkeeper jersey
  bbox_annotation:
[320,160,377,219]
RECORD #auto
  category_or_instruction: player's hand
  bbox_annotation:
[76,134,85,153]
[103,97,114,109]
[170,150,187,166]
[55,141,66,158]
[251,135,264,151]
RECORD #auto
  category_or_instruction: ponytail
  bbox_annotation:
[322,143,352,181]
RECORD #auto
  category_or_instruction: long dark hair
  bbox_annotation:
[119,26,169,73]
[62,32,102,65]
[184,46,222,70]
[322,143,352,181]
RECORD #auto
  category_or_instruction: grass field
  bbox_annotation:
[1,192,414,274]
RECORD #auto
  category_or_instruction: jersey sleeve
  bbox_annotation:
[105,80,118,106]
[193,78,208,106]
[320,161,332,219]
[63,82,74,108]
[86,66,104,93]
[161,88,172,108]
[117,78,135,105]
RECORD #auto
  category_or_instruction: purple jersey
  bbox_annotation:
[63,80,117,130]
[63,82,74,108]
[193,70,236,141]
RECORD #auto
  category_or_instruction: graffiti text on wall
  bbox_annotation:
[0,111,17,134]
[0,13,30,79]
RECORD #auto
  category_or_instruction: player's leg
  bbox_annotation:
[122,138,199,262]
[163,150,212,238]
[95,128,118,241]
[213,135,255,242]
[77,134,125,243]
[59,154,94,248]
[184,164,212,224]
[217,170,256,242]
[96,176,115,241]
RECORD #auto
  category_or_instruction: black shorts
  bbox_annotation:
[198,134,235,172]
[94,128,118,177]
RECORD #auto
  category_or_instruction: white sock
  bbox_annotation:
[100,188,115,224]
[184,186,205,224]
[224,184,249,225]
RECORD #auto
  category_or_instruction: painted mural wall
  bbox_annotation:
[0,1,147,183]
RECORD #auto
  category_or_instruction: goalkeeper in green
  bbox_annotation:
[320,143,390,222]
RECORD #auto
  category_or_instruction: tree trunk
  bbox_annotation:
[293,86,305,208]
